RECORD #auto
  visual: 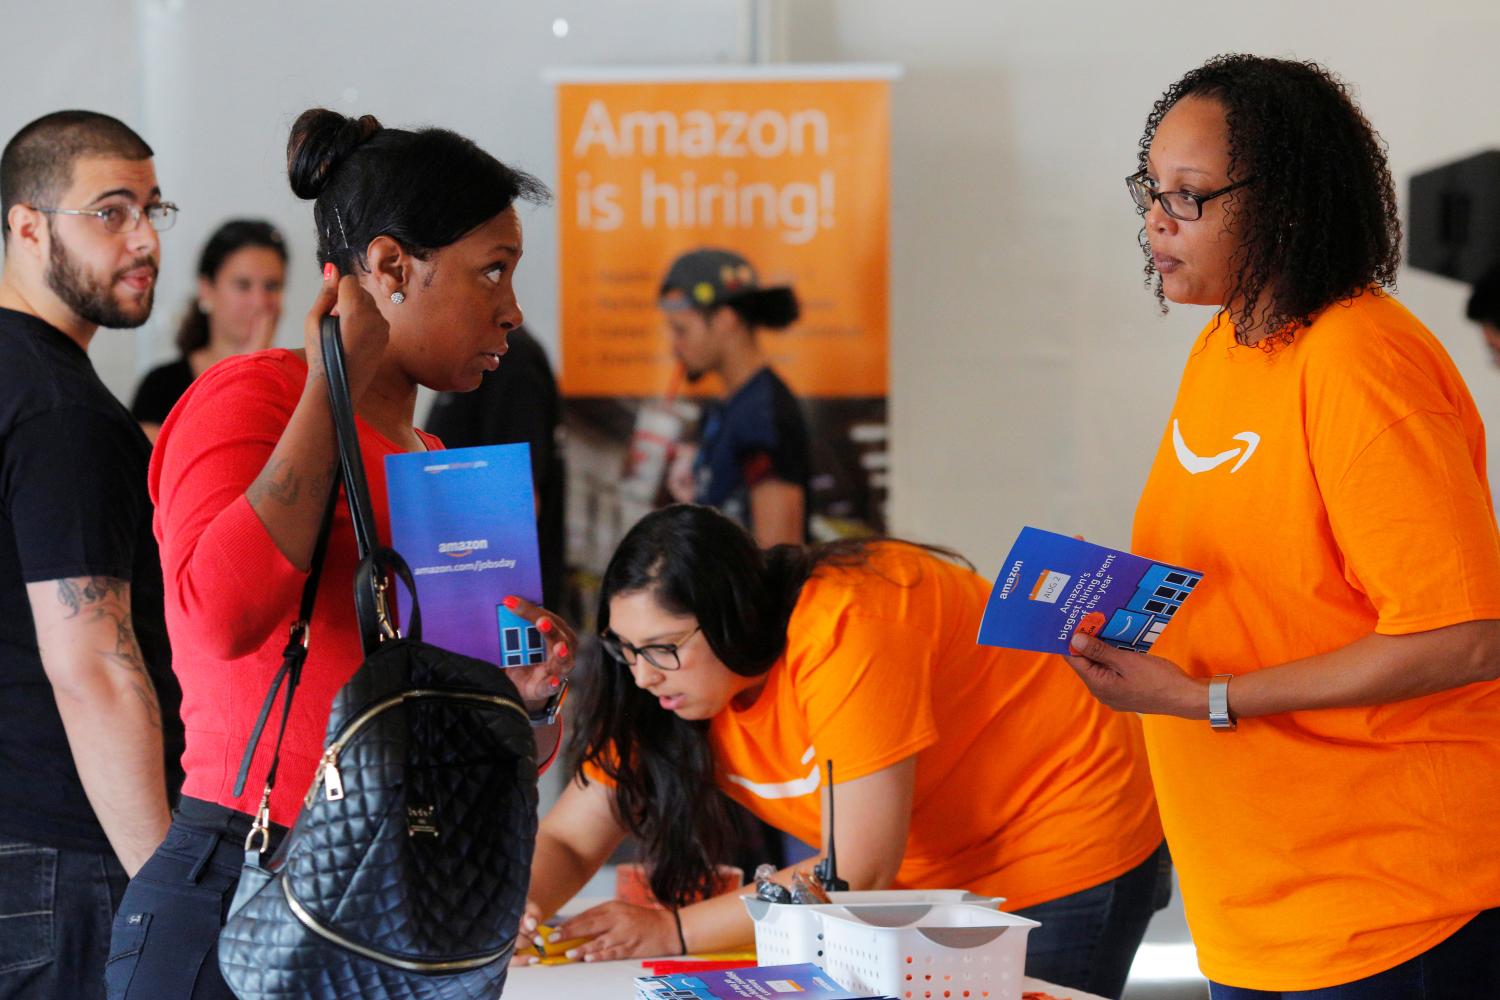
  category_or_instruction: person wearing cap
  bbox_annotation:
[659,248,810,547]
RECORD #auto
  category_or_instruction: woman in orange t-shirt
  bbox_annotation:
[1068,55,1500,996]
[523,504,1163,999]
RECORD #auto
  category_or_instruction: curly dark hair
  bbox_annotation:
[1136,54,1402,345]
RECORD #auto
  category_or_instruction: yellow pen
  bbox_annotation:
[531,924,596,959]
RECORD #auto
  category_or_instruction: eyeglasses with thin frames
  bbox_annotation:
[599,626,701,672]
[1126,170,1251,222]
[34,202,179,233]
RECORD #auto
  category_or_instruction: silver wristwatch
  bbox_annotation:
[1208,674,1236,731]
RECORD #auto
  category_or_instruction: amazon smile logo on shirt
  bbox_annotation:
[1172,419,1260,475]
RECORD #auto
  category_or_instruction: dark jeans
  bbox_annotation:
[1013,839,1171,1000]
[1208,906,1500,1000]
[105,799,282,1000]
[0,835,126,1000]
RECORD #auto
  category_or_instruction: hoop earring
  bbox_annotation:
[390,291,405,305]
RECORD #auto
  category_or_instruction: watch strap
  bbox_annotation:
[529,677,569,727]
[1208,673,1236,731]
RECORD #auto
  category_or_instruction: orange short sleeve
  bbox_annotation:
[788,615,940,783]
[1324,409,1500,633]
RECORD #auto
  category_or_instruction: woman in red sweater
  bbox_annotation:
[102,109,572,1000]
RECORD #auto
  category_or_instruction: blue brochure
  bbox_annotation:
[385,444,544,669]
[977,527,1204,655]
[636,963,890,999]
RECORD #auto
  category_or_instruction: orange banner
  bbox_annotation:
[556,74,890,398]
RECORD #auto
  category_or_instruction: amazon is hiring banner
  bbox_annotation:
[554,68,895,576]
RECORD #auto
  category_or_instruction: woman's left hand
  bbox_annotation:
[1065,632,1206,719]
[502,596,577,713]
[542,900,681,962]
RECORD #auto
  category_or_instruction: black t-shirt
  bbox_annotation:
[425,328,567,611]
[130,357,194,427]
[0,307,183,851]
[693,367,811,536]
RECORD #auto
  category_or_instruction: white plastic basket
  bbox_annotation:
[742,890,1005,967]
[818,903,1039,1000]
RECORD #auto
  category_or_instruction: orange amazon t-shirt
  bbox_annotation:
[703,543,1161,910]
[1133,290,1500,991]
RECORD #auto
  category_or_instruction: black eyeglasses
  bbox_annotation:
[599,626,701,672]
[35,202,179,233]
[1126,171,1252,222]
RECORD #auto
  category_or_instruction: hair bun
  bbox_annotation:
[286,109,382,200]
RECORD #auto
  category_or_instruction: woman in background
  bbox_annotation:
[130,219,287,441]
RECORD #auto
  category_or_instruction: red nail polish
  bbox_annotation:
[503,596,519,610]
[555,642,570,660]
[322,262,335,281]
[549,677,561,690]
[537,617,553,634]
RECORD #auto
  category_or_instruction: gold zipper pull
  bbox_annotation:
[323,753,345,801]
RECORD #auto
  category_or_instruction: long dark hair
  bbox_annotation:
[286,109,550,273]
[1137,54,1401,344]
[578,504,965,907]
[174,219,288,355]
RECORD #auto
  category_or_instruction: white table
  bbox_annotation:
[505,959,1110,1000]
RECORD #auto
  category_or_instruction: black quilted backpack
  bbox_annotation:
[216,318,539,999]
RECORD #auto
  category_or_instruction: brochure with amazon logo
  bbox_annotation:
[977,527,1204,655]
[386,443,545,669]
[636,962,892,999]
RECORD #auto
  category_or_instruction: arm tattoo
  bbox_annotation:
[53,576,162,730]
[55,577,128,618]
[247,456,336,509]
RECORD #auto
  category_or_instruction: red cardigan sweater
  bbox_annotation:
[152,350,446,825]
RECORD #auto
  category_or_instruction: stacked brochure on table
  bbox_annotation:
[635,962,895,999]
[386,443,545,669]
[977,526,1204,655]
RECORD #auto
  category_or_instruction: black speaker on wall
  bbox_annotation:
[1408,150,1500,283]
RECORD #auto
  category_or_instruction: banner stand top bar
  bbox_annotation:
[542,63,903,84]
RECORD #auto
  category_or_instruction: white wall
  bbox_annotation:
[781,0,1500,566]
[3,0,749,401]
[5,0,1500,573]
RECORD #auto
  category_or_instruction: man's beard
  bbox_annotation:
[45,227,156,329]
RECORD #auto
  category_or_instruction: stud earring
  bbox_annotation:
[390,291,405,305]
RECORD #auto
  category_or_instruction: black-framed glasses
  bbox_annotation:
[1126,171,1251,222]
[35,202,179,233]
[599,626,701,671]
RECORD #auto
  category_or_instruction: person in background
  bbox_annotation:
[0,109,183,1000]
[1466,264,1500,368]
[1067,54,1500,997]
[523,504,1166,1000]
[131,218,287,441]
[661,248,809,548]
[426,325,567,611]
[106,109,572,1000]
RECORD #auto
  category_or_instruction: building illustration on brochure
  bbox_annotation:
[386,443,546,670]
[977,527,1203,655]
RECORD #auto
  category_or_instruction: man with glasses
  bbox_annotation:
[0,110,182,1000]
